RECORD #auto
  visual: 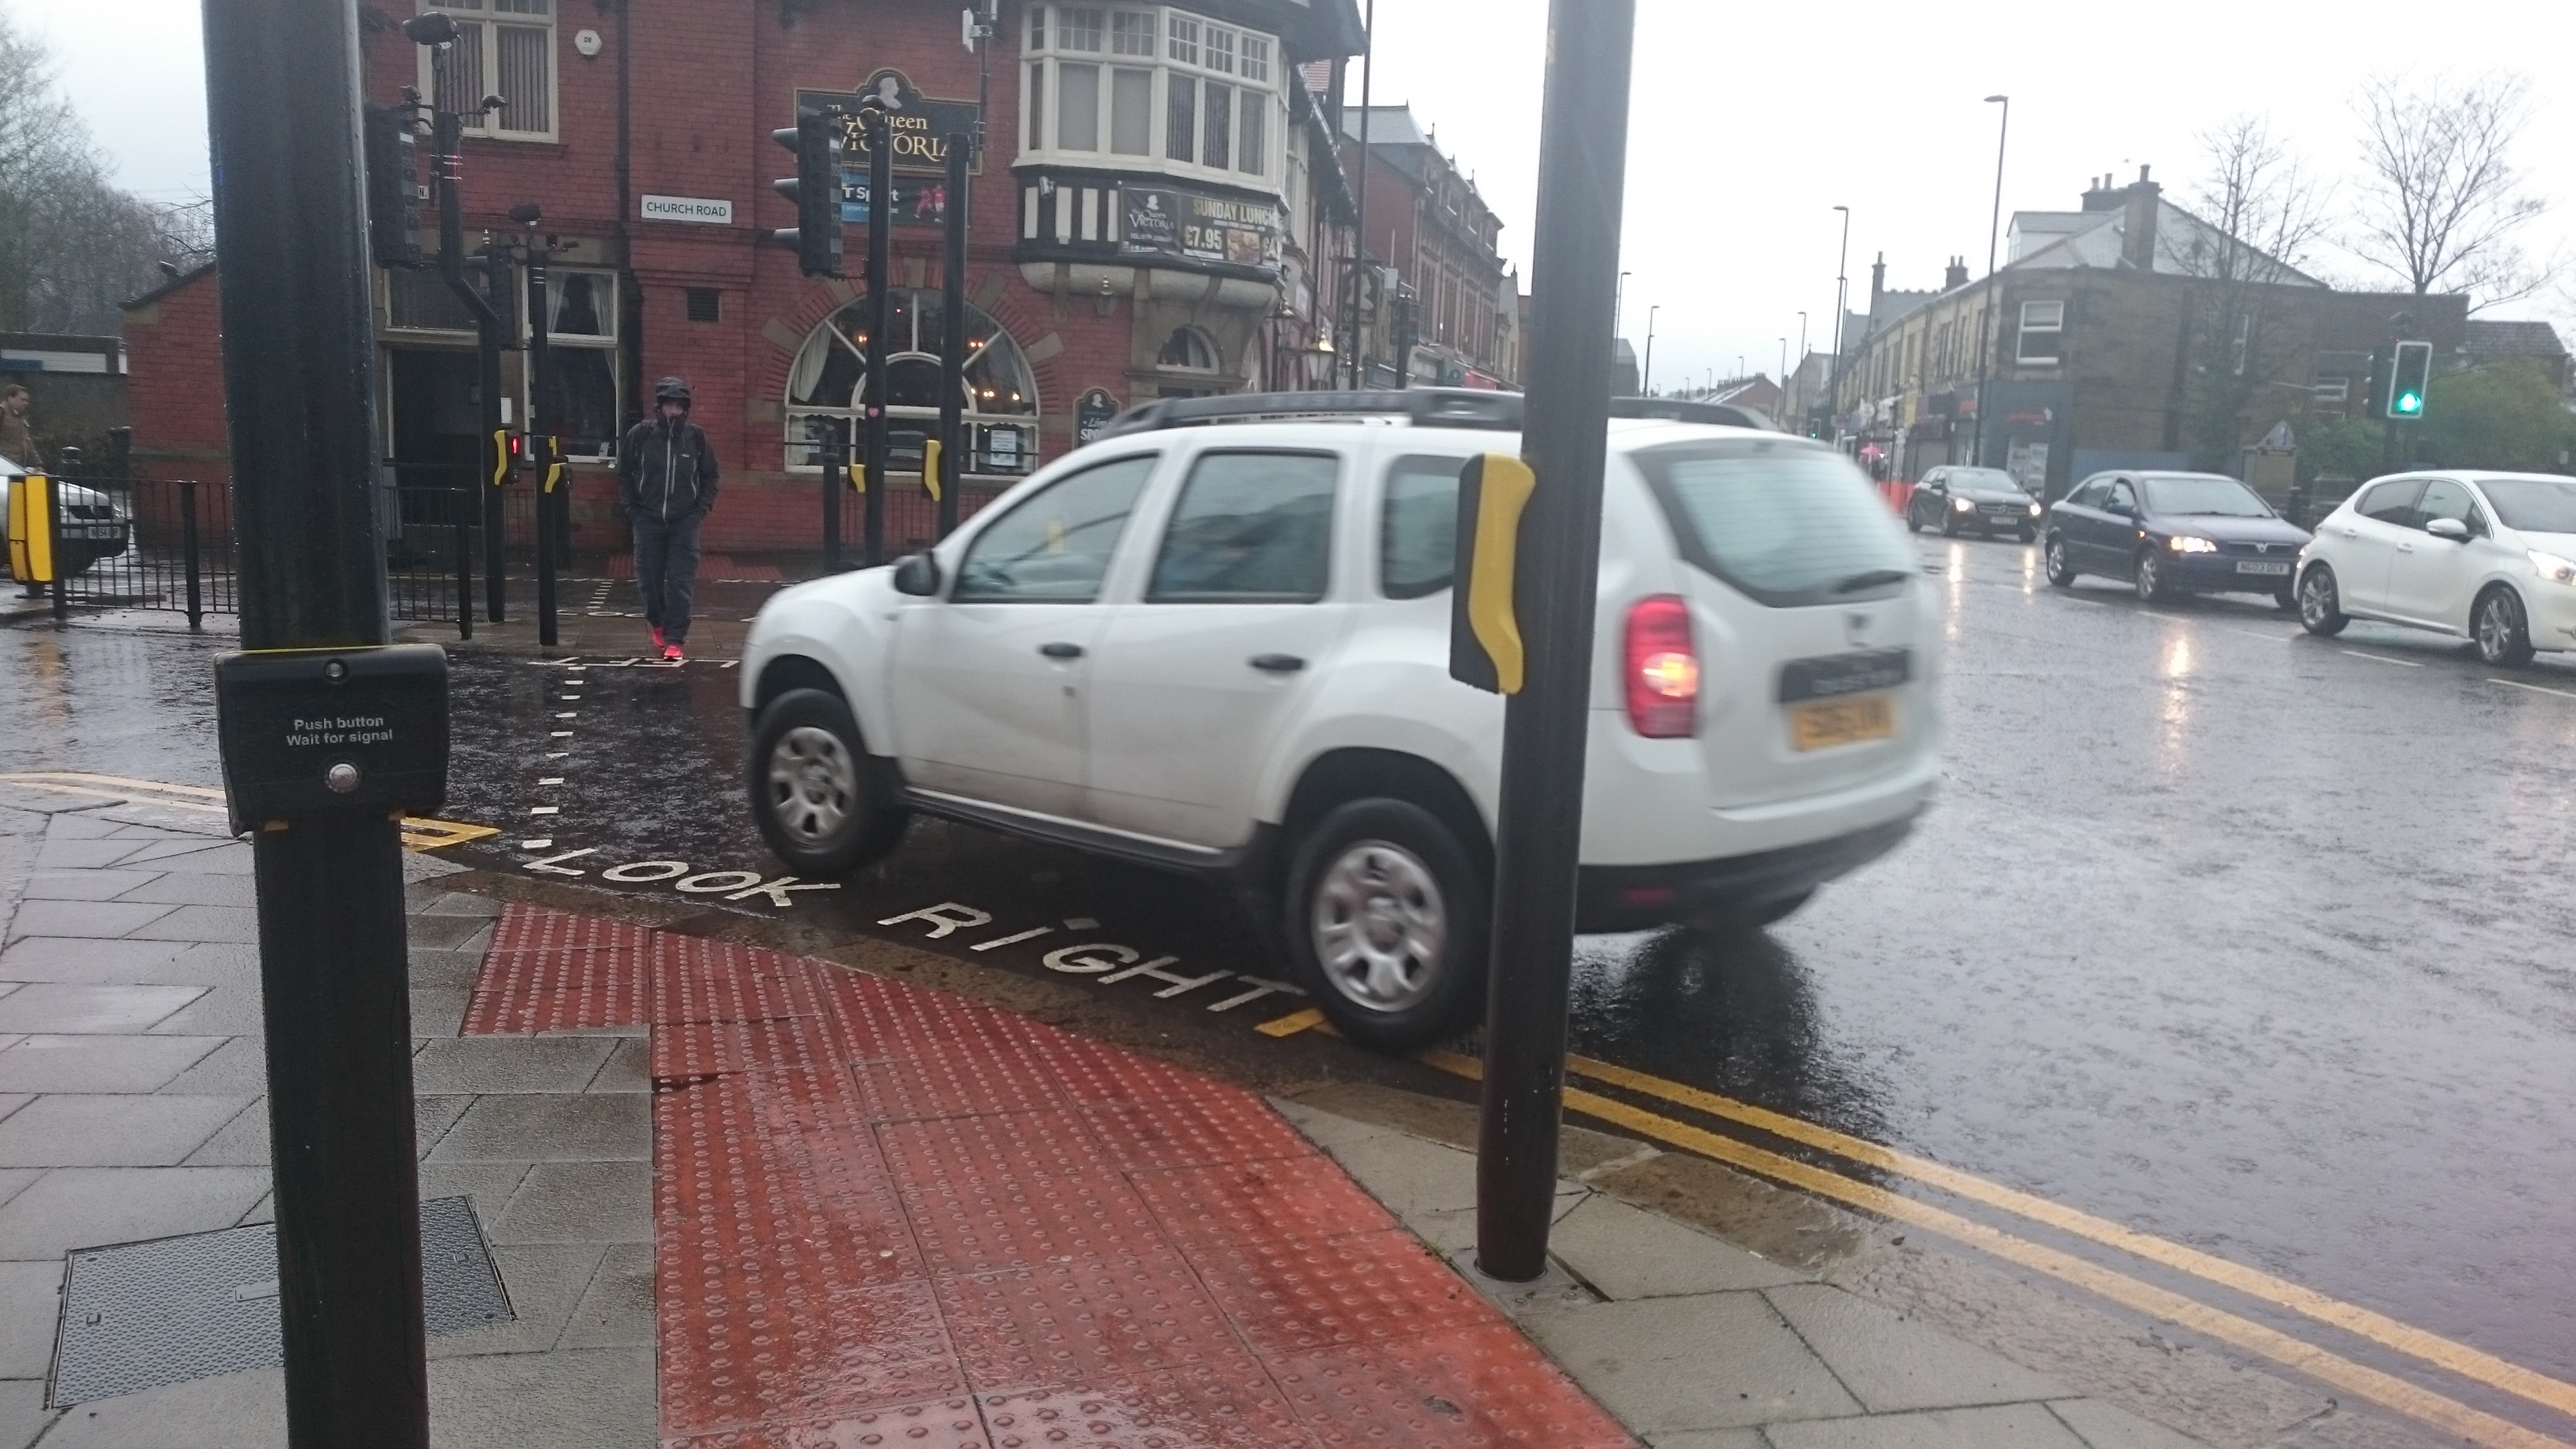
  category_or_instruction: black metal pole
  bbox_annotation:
[820,418,845,571]
[182,478,205,630]
[528,244,556,647]
[861,103,892,568]
[938,133,969,541]
[453,482,473,641]
[480,236,510,622]
[202,0,429,1440]
[46,474,66,623]
[1344,0,1375,390]
[1474,0,1635,1285]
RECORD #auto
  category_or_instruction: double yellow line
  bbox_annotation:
[1407,1047,2574,1449]
[0,772,497,853]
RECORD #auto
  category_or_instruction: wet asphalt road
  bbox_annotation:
[6,539,2575,1433]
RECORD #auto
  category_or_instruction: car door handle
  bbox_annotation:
[1249,653,1306,674]
[2397,543,2416,553]
[1038,641,1085,659]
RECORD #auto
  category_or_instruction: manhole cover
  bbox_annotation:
[50,1195,511,1406]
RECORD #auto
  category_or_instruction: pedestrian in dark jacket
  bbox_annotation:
[619,376,719,660]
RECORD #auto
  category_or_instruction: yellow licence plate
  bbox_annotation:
[1788,693,1896,751]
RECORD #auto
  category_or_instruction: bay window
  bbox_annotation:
[1026,5,1279,186]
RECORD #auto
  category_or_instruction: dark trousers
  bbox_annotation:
[632,513,704,644]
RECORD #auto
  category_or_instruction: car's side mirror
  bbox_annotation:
[892,551,942,596]
[2425,517,2470,542]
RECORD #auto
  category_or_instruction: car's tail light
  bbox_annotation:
[1623,595,1699,739]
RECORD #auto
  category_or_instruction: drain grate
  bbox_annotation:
[50,1195,512,1407]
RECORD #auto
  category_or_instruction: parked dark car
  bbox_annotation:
[1906,466,2044,541]
[2044,471,2310,606]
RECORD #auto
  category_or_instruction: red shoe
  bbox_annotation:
[649,625,666,650]
[662,643,685,661]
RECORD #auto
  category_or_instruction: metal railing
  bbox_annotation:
[28,474,234,627]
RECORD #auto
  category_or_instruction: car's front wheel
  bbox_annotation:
[746,688,910,877]
[2475,586,2536,667]
[1904,502,1925,534]
[2298,564,2349,636]
[1285,799,1487,1053]
[2045,535,2078,588]
[2135,548,2173,604]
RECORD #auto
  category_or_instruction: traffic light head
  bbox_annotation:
[362,103,425,270]
[2387,340,2432,419]
[771,109,843,278]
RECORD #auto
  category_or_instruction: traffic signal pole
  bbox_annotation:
[203,0,431,1440]
[936,135,969,540]
[1475,0,1636,1283]
[859,100,894,567]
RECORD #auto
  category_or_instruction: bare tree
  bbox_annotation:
[2176,117,2330,471]
[2349,72,2553,308]
[0,9,206,335]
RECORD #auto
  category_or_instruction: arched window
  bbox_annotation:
[1158,326,1219,371]
[786,288,1042,476]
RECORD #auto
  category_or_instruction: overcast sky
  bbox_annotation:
[20,0,2575,390]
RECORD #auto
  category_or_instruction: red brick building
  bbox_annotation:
[125,0,1364,551]
[1338,106,1517,391]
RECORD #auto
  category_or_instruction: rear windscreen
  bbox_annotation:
[1634,440,1915,607]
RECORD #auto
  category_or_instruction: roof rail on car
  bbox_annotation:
[1606,396,1783,431]
[1087,388,1781,444]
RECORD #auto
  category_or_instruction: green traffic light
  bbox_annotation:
[2396,392,2422,415]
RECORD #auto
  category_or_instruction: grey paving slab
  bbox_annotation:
[0,1166,269,1260]
[32,813,123,841]
[1644,1432,1767,1449]
[426,1344,655,1447]
[0,1379,50,1449]
[0,1171,38,1209]
[19,869,161,902]
[406,914,494,951]
[1268,1095,1399,1153]
[0,983,205,1033]
[416,1094,476,1155]
[0,1093,252,1168]
[427,1241,606,1358]
[2048,1398,2217,1449]
[158,943,261,986]
[111,873,256,908]
[125,904,261,945]
[0,936,189,983]
[1446,1248,1601,1316]
[1521,1292,1862,1434]
[182,1100,272,1167]
[584,1038,647,1093]
[492,1161,651,1244]
[417,1162,535,1228]
[1552,1193,1813,1300]
[1763,1281,2069,1413]
[148,984,268,1036]
[411,986,472,1040]
[1764,1403,2093,1449]
[411,1036,617,1095]
[0,1260,63,1379]
[162,1036,271,1095]
[407,947,486,991]
[111,839,243,869]
[556,1240,651,1350]
[131,844,254,876]
[30,1361,283,1445]
[0,1034,223,1093]
[2,900,177,942]
[30,840,146,870]
[417,892,502,918]
[425,1093,649,1164]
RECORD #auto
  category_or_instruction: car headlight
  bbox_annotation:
[2529,549,2576,585]
[1951,496,1974,512]
[2167,535,2219,553]
[2027,502,2043,517]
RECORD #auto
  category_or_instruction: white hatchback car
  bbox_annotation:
[740,392,1941,1049]
[2296,472,2576,665]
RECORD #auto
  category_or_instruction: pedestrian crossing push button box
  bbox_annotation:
[213,645,450,834]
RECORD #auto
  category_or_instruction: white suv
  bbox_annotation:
[740,392,1941,1049]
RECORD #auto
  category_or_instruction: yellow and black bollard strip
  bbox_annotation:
[921,439,944,503]
[5,473,55,584]
[1447,453,1536,696]
[847,460,867,494]
[488,429,514,488]
[538,435,566,494]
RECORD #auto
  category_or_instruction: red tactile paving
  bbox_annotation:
[465,902,1635,1448]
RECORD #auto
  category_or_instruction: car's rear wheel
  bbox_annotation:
[2045,535,2078,588]
[2475,586,2536,666]
[1285,799,1487,1053]
[2298,564,2348,636]
[2018,524,2037,544]
[2135,549,2172,604]
[747,688,910,876]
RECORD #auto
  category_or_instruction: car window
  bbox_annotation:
[951,454,1157,602]
[2416,480,2483,534]
[1950,467,2019,492]
[1634,439,1914,608]
[1380,454,1470,600]
[2141,475,2272,517]
[2068,478,2108,507]
[2476,478,2576,535]
[1920,470,1945,489]
[2106,480,2138,512]
[1146,450,1339,604]
[2355,479,2424,525]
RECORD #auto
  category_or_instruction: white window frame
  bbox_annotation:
[2016,299,2064,366]
[539,267,621,460]
[415,0,559,144]
[1022,5,1282,189]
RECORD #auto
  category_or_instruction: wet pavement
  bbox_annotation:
[6,534,2575,1441]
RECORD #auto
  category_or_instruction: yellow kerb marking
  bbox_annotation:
[3,773,497,855]
[1254,1008,1326,1038]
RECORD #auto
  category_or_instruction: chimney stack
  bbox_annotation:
[1870,252,1886,313]
[2081,173,2124,212]
[1944,256,1970,290]
[2121,164,2161,270]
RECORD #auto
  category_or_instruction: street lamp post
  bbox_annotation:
[1829,206,1850,443]
[1642,305,1658,394]
[1970,94,2008,470]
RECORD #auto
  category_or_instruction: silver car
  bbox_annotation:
[1,453,130,580]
